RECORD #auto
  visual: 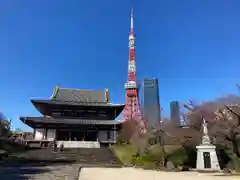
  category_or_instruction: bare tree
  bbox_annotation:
[184,95,240,158]
[118,120,139,143]
[214,105,240,158]
[0,113,10,138]
[118,119,150,156]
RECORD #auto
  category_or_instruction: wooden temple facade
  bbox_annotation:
[20,85,125,147]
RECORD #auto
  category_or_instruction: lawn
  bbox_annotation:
[110,144,137,165]
[110,144,181,167]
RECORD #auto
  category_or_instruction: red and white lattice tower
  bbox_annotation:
[122,9,143,126]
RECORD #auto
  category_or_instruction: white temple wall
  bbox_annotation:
[47,129,56,141]
[98,131,108,141]
[109,130,118,142]
[98,130,118,142]
[33,128,118,142]
[34,128,44,140]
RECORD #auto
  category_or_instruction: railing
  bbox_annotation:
[57,141,100,148]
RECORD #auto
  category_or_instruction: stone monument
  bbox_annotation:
[196,118,220,171]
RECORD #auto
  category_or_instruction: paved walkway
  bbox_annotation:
[79,167,239,180]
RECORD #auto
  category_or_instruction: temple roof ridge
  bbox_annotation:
[58,87,107,92]
[50,85,110,103]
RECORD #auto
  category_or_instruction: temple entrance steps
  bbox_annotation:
[11,146,123,167]
[57,141,100,148]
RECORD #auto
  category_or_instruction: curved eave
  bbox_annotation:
[20,116,123,128]
[31,99,125,117]
[114,105,125,118]
[31,100,50,116]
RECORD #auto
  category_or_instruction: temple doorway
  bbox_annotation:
[70,130,97,141]
[203,152,211,168]
[85,131,97,141]
[56,130,69,140]
[56,129,98,141]
[71,131,85,141]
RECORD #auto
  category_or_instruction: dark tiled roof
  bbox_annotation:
[51,86,108,103]
[20,117,122,125]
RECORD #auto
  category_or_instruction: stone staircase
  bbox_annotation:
[2,146,122,179]
[12,146,122,167]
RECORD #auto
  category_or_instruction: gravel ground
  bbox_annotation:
[0,163,81,180]
[79,167,240,180]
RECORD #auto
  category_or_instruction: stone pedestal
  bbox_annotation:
[196,118,220,171]
[196,144,220,171]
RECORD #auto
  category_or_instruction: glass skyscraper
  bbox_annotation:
[142,78,161,129]
[170,101,181,126]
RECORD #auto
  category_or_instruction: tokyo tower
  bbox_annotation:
[122,9,143,123]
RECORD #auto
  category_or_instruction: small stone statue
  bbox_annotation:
[202,118,208,135]
[201,118,211,145]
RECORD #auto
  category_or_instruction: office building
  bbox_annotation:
[170,101,181,126]
[142,78,161,129]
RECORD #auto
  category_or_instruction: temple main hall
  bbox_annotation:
[20,85,124,148]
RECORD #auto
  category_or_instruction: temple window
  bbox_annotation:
[52,112,61,117]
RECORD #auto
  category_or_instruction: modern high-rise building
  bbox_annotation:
[170,101,181,126]
[142,78,161,129]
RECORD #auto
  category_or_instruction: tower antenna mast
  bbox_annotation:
[122,8,143,127]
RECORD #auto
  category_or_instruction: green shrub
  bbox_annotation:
[110,144,137,165]
[131,156,144,166]
[216,145,231,169]
[167,148,187,167]
[130,145,165,169]
[116,136,126,145]
[142,147,164,163]
[111,144,167,169]
[182,144,197,168]
[166,145,197,168]
[224,148,240,171]
[131,155,158,169]
[225,159,240,172]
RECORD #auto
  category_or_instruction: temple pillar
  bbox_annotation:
[44,128,48,140]
[33,129,36,139]
[113,109,117,143]
[107,130,110,141]
[96,129,99,141]
[113,125,117,143]
[69,131,71,141]
[41,129,45,140]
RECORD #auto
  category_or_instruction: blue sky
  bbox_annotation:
[1,0,240,131]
